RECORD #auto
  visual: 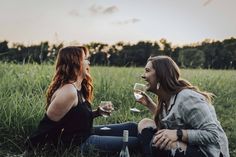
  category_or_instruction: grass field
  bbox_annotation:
[0,63,235,157]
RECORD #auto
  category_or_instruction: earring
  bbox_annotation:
[156,82,160,90]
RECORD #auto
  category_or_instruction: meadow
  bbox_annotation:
[0,63,235,157]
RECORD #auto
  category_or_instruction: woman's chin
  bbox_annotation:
[146,86,156,93]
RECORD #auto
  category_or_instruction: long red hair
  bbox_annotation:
[46,46,93,110]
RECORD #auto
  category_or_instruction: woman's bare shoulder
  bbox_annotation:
[47,84,78,121]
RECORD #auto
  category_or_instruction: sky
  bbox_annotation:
[0,0,236,46]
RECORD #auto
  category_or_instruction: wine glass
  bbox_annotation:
[133,83,146,100]
[99,101,113,118]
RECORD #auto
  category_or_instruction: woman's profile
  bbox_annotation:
[137,56,229,157]
[24,46,140,156]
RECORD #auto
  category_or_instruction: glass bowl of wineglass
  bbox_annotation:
[133,83,146,100]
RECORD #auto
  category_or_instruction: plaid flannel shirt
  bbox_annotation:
[160,89,229,157]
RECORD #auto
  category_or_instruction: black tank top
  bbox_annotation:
[59,89,93,144]
[26,89,93,149]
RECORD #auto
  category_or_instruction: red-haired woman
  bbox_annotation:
[24,46,139,155]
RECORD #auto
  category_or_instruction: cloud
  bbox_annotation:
[89,5,118,15]
[203,0,213,6]
[103,6,119,14]
[113,18,141,25]
[69,10,80,17]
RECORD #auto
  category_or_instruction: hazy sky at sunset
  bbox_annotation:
[0,0,235,46]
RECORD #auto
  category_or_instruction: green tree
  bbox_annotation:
[0,41,9,53]
[179,48,205,68]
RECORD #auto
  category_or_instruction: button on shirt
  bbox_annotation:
[160,89,229,157]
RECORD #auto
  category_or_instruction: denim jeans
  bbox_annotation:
[81,122,140,155]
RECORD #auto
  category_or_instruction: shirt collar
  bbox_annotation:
[167,94,178,113]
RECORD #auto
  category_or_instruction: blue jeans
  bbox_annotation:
[81,122,140,154]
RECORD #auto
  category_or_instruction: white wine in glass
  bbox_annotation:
[133,83,146,100]
[99,101,113,118]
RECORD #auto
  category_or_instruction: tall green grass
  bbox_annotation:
[0,63,235,156]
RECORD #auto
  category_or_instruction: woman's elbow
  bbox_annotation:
[208,130,220,144]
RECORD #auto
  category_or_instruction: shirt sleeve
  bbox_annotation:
[178,92,219,145]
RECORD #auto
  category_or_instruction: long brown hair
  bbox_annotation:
[46,46,93,110]
[148,56,214,127]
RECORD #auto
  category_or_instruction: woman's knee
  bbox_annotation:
[138,118,156,133]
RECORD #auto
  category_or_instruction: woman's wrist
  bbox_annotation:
[147,102,157,114]
[92,107,101,118]
[181,130,188,142]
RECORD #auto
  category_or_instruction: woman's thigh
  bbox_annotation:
[93,122,138,136]
[81,135,140,152]
[138,118,156,133]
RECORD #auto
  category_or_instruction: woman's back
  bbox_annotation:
[27,88,93,149]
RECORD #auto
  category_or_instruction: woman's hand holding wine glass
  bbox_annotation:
[133,83,152,106]
[133,83,157,115]
[98,101,114,118]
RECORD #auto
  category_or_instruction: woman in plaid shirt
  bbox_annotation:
[137,56,229,157]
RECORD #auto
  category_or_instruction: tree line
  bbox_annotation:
[0,37,236,69]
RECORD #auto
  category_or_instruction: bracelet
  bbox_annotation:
[177,128,183,141]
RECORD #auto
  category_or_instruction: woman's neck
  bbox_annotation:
[157,89,171,105]
[73,77,83,90]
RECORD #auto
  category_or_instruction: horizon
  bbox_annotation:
[0,0,236,46]
[2,37,236,49]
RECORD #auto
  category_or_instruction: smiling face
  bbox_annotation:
[142,61,158,93]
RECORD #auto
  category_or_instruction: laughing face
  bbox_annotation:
[142,61,158,93]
